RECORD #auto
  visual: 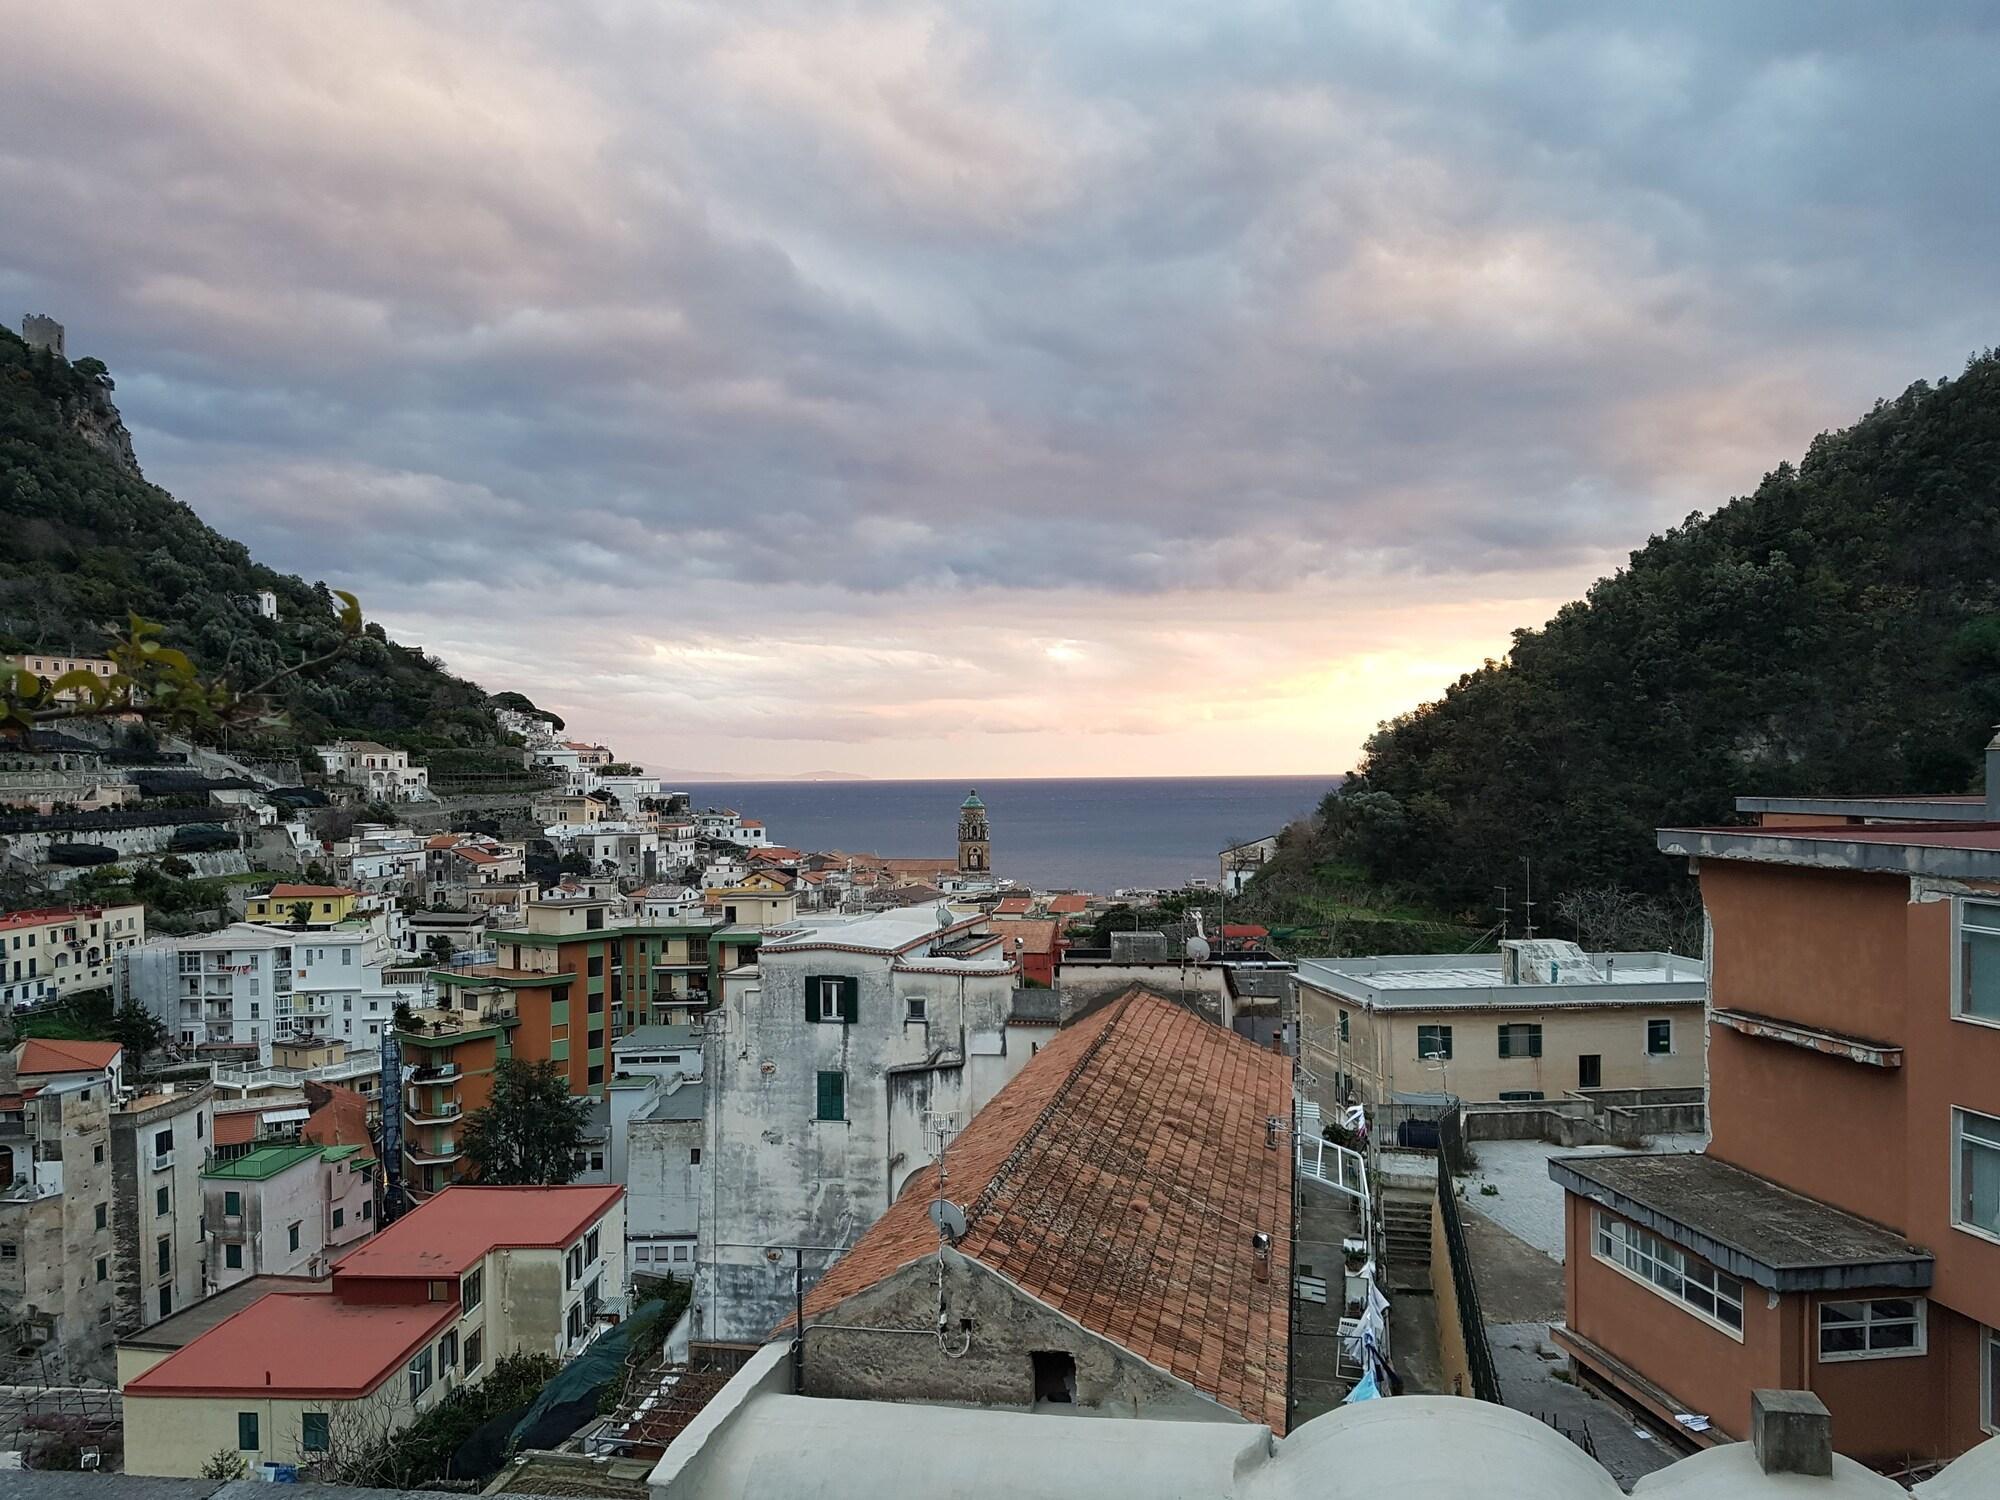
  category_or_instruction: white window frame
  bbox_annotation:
[816,978,844,1021]
[1953,1107,2000,1245]
[1955,898,2000,1030]
[1985,1324,2000,1436]
[1591,1209,1744,1340]
[1816,1297,1927,1362]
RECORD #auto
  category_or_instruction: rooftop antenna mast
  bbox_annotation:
[1493,884,1510,941]
[1520,856,1536,940]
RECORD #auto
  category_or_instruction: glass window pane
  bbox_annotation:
[1872,1299,1914,1321]
[1820,1301,1861,1325]
[1965,925,2000,1019]
[1871,1321,1917,1351]
[1822,1324,1865,1355]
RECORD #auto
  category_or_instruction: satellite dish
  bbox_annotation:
[929,1199,968,1240]
[935,902,953,929]
[1185,936,1211,962]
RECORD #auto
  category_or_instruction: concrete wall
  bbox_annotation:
[1430,1194,1473,1399]
[110,1087,212,1329]
[125,1372,428,1477]
[1058,961,1230,1026]
[803,1250,1241,1424]
[0,1082,118,1377]
[700,951,1026,1342]
[628,1112,702,1264]
[206,1158,326,1288]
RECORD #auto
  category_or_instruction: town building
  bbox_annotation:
[244,883,360,927]
[956,789,990,874]
[15,1036,125,1095]
[534,789,613,825]
[0,1071,117,1378]
[203,1143,375,1287]
[109,1082,213,1329]
[1550,787,2000,1463]
[608,1025,703,1275]
[988,915,1062,988]
[696,906,1034,1342]
[119,922,418,1065]
[1220,834,1280,895]
[1294,939,1707,1108]
[795,987,1291,1426]
[1,651,116,704]
[120,1184,624,1476]
[548,821,660,883]
[702,869,798,929]
[313,740,431,802]
[1055,929,1236,1026]
[1,902,147,1011]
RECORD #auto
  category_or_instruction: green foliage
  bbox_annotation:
[200,1450,248,1480]
[15,989,166,1056]
[322,1351,560,1489]
[1316,353,2000,916]
[0,327,502,749]
[460,1059,592,1185]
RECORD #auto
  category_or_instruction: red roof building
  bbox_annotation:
[796,989,1293,1430]
[1046,892,1088,916]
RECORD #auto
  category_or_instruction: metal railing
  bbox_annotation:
[1436,1142,1502,1404]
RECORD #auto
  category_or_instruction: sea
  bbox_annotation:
[674,776,1335,895]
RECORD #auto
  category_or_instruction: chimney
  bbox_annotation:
[1987,727,2000,820]
[1750,1389,1831,1477]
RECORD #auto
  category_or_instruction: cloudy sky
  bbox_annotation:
[4,3,1997,778]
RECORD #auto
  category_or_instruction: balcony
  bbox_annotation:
[407,1062,461,1083]
[403,1138,460,1166]
[405,1093,462,1124]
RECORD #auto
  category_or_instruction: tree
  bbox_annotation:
[427,935,455,965]
[290,900,315,927]
[158,855,194,878]
[109,998,167,1059]
[558,852,592,875]
[201,1450,249,1480]
[459,1059,592,1185]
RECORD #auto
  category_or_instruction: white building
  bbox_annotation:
[202,1142,374,1288]
[546,822,660,884]
[629,885,705,923]
[118,924,422,1065]
[313,741,431,802]
[697,907,1035,1342]
[597,1025,705,1276]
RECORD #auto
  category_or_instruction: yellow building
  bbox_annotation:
[121,1185,626,1476]
[1293,941,1707,1108]
[2,901,146,1010]
[2,651,119,705]
[702,870,799,930]
[245,884,360,927]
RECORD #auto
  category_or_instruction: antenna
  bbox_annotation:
[1493,884,1509,940]
[1520,857,1535,939]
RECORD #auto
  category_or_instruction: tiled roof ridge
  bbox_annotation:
[959,992,1134,1232]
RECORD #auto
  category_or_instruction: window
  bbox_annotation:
[689,1147,702,1166]
[341,947,352,965]
[1593,1210,1743,1334]
[1031,1350,1077,1404]
[1954,1108,2000,1241]
[95,1203,107,1231]
[567,1301,585,1343]
[1498,1023,1544,1059]
[224,1190,241,1216]
[225,1243,242,1269]
[288,1221,302,1253]
[1818,1298,1925,1360]
[1646,1018,1673,1056]
[237,1411,260,1451]
[1338,1011,1350,1043]
[588,955,605,978]
[440,1329,458,1370]
[1416,1024,1452,1061]
[302,1412,329,1453]
[153,1127,172,1159]
[817,1070,846,1122]
[362,1200,373,1221]
[408,1346,434,1402]
[464,1330,483,1375]
[462,1268,482,1313]
[156,1186,169,1217]
[673,1244,690,1262]
[333,1207,344,1229]
[1,1243,16,1260]
[1497,1090,1545,1102]
[1987,1325,2000,1435]
[817,978,843,1021]
[158,1237,170,1273]
[809,975,858,1025]
[1578,1054,1602,1089]
[159,1285,172,1319]
[93,1144,104,1163]
[567,1246,583,1287]
[1958,899,2000,1024]
[906,997,928,1023]
[96,1256,107,1282]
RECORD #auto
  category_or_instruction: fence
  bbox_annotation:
[1433,1144,1502,1403]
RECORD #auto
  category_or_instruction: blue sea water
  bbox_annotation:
[675,776,1336,894]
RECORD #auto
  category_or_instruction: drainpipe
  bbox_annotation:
[1986,727,2000,820]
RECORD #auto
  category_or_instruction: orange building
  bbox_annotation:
[1553,788,2000,1463]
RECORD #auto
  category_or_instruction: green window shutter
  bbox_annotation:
[817,1071,844,1121]
[840,977,859,1025]
[1529,1027,1543,1058]
[805,974,824,1025]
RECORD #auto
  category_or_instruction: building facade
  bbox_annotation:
[204,1143,375,1288]
[314,741,431,801]
[957,789,990,874]
[1294,941,1707,1108]
[0,1074,118,1378]
[1,902,147,1011]
[109,1084,213,1329]
[1552,800,2000,1462]
[697,907,1033,1342]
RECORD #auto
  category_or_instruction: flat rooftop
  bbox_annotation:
[1550,1152,1933,1292]
[119,1275,331,1353]
[1297,949,1704,1011]
[1660,820,2000,878]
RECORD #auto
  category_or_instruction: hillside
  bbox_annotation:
[0,327,502,750]
[1300,349,2000,927]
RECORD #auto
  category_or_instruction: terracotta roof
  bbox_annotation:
[303,1083,373,1149]
[1046,893,1088,914]
[799,989,1293,1430]
[453,846,500,864]
[264,884,357,900]
[425,834,458,850]
[14,1037,122,1075]
[0,905,121,931]
[993,896,1033,915]
[212,1112,261,1148]
[333,1184,622,1278]
[990,917,1061,955]
[124,1293,453,1399]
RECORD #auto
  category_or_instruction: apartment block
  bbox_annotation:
[203,1143,376,1288]
[1,902,147,1011]
[110,1082,213,1329]
[1552,787,2000,1462]
[121,1185,623,1475]
[0,1073,118,1378]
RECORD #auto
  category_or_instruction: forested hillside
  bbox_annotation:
[0,327,501,749]
[1302,350,2000,925]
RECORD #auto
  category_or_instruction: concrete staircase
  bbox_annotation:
[1380,1187,1435,1292]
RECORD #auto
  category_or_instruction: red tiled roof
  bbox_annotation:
[1046,893,1088,914]
[452,846,500,864]
[124,1293,453,1399]
[990,917,1061,955]
[0,905,118,931]
[265,884,357,900]
[993,896,1032,915]
[425,834,458,850]
[798,989,1293,1431]
[14,1038,121,1075]
[303,1084,373,1149]
[212,1112,261,1148]
[1221,924,1270,939]
[333,1184,622,1278]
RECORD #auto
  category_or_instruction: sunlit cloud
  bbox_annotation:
[4,2,1998,775]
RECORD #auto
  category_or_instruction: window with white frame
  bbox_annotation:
[1958,900,2000,1024]
[817,978,844,1021]
[1985,1324,1999,1435]
[1593,1210,1743,1332]
[1955,1107,2000,1240]
[1818,1298,1925,1360]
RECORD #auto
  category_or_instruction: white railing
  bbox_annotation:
[1296,1133,1368,1202]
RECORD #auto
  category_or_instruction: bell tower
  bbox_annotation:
[957,789,990,874]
